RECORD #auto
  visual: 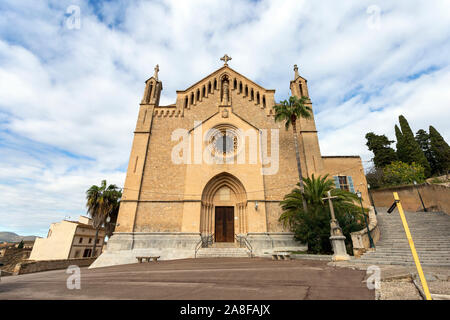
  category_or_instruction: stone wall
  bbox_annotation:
[13,257,95,275]
[371,183,450,214]
[0,248,31,273]
[350,207,380,257]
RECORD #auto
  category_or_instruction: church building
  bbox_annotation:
[91,56,369,268]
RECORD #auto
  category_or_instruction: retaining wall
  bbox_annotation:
[371,183,450,214]
[13,257,95,275]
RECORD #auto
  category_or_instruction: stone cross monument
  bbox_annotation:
[323,191,350,261]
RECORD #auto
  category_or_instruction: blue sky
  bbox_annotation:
[1,0,449,237]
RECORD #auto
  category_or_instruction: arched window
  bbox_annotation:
[233,78,237,90]
[197,89,200,101]
[208,82,212,93]
[256,92,260,104]
[299,83,304,97]
[191,92,194,105]
[184,96,188,108]
[214,79,217,90]
[245,85,248,97]
[262,95,266,108]
[202,85,206,98]
[250,88,254,101]
[148,84,153,102]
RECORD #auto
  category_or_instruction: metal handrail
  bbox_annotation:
[194,238,202,258]
[195,233,214,258]
[236,234,253,257]
[207,233,214,247]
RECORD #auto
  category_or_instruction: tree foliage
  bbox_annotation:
[279,174,365,254]
[415,129,435,172]
[86,180,122,255]
[396,115,431,176]
[273,95,312,211]
[365,166,384,189]
[365,132,397,168]
[382,161,425,186]
[429,125,450,175]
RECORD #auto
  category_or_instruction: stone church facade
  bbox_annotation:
[91,56,369,268]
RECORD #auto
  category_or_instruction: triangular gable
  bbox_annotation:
[177,65,275,93]
[188,110,260,133]
[291,75,308,83]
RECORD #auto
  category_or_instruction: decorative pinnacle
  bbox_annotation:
[220,54,232,66]
[294,64,299,79]
[154,64,159,80]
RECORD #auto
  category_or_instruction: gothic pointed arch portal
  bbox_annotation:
[200,172,248,241]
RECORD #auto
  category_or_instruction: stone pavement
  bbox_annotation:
[330,260,450,300]
[0,258,374,300]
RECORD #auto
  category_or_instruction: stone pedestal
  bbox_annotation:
[329,219,350,261]
[330,235,350,261]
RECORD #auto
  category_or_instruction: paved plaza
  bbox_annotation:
[0,258,374,300]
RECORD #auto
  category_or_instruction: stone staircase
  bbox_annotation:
[195,242,251,258]
[354,209,450,267]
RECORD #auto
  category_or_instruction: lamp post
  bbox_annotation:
[367,184,378,215]
[357,190,375,248]
[413,181,427,212]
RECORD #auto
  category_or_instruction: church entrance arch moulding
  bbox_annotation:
[200,172,248,240]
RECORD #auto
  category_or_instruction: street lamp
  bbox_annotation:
[356,190,375,248]
[413,181,427,212]
[367,184,378,215]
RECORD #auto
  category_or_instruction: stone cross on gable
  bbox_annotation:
[220,54,232,66]
[154,64,159,80]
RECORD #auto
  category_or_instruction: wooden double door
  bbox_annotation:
[215,206,234,242]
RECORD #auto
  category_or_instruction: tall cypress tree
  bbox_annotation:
[397,115,431,177]
[395,125,407,162]
[365,132,397,168]
[429,125,450,175]
[415,129,436,174]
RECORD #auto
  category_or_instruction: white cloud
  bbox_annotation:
[0,0,449,236]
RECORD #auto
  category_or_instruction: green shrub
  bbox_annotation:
[279,174,366,254]
[382,161,425,186]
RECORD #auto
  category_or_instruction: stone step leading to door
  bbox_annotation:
[196,247,250,258]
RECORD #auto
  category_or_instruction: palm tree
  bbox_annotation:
[86,180,122,257]
[279,174,365,253]
[273,95,312,211]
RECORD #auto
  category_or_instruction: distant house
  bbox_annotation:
[29,216,106,261]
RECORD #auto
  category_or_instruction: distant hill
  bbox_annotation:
[0,232,40,243]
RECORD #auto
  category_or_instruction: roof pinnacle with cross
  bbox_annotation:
[220,54,232,66]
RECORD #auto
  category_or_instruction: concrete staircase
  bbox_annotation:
[354,209,450,267]
[196,243,251,258]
